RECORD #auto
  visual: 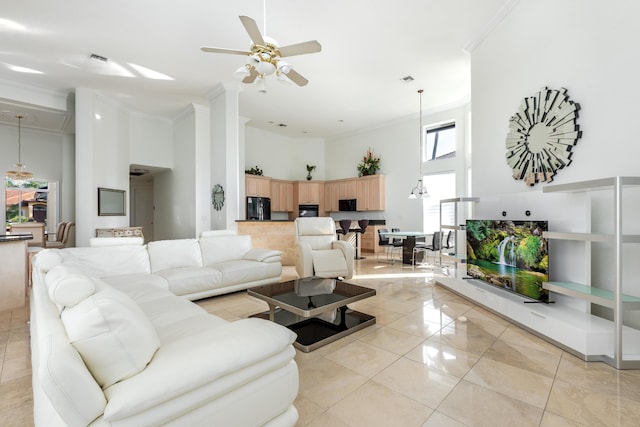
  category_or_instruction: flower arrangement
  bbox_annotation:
[357,148,381,176]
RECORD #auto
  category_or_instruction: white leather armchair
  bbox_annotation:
[294,217,354,279]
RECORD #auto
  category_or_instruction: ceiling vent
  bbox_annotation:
[89,53,108,62]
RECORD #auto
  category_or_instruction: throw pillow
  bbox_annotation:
[61,284,160,388]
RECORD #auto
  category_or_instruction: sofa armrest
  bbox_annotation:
[102,319,296,420]
[332,240,355,279]
[243,248,282,263]
[294,241,314,278]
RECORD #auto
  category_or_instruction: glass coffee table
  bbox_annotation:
[248,277,376,352]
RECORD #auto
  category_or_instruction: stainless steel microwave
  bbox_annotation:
[338,199,357,211]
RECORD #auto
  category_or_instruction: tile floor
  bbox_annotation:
[2,257,640,426]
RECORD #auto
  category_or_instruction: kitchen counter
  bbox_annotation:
[0,233,31,311]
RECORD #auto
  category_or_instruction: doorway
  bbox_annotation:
[130,172,155,243]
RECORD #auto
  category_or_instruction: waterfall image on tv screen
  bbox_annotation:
[466,220,549,302]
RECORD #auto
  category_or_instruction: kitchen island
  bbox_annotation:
[237,220,296,266]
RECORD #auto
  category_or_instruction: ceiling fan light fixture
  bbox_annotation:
[254,60,275,76]
[256,77,267,93]
[277,60,291,74]
[233,64,251,79]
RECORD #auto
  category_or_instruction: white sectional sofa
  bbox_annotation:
[30,234,299,426]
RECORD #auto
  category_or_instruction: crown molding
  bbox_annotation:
[462,0,522,54]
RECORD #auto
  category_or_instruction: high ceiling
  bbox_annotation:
[0,0,511,138]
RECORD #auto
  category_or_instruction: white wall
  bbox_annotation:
[325,103,470,231]
[129,114,173,169]
[470,0,640,322]
[245,127,325,181]
[153,111,197,240]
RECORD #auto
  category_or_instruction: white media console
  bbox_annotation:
[436,275,640,365]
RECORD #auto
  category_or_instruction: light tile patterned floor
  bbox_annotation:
[2,257,640,426]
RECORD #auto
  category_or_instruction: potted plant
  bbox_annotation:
[357,148,381,176]
[306,164,316,180]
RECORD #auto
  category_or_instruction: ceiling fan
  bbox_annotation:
[201,15,321,89]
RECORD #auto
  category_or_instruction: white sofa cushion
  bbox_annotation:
[61,283,160,388]
[148,239,203,272]
[154,267,223,296]
[34,249,63,273]
[200,235,252,265]
[45,265,97,308]
[60,246,151,278]
[213,260,282,286]
[89,237,144,247]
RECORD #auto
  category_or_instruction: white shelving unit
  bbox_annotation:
[542,176,640,369]
[439,197,479,265]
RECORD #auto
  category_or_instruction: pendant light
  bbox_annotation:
[409,89,429,199]
[6,114,34,183]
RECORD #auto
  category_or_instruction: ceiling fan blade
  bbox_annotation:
[285,68,309,86]
[278,40,322,57]
[201,46,250,55]
[239,15,266,46]
[242,67,259,84]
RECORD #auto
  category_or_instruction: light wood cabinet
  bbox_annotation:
[270,180,294,212]
[338,180,357,199]
[324,182,339,212]
[295,181,322,204]
[360,225,385,253]
[245,174,271,198]
[356,175,385,211]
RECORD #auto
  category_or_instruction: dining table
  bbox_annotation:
[379,231,433,264]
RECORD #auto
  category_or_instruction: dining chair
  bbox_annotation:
[46,222,75,249]
[413,230,442,269]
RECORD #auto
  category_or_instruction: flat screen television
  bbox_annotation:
[466,220,549,303]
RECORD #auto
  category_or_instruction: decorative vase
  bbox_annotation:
[306,173,312,181]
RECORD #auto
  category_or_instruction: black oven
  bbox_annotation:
[299,204,319,217]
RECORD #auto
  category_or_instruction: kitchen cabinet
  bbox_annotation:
[360,225,385,253]
[338,180,357,199]
[356,175,385,211]
[245,174,271,198]
[270,180,294,212]
[295,181,322,204]
[324,181,339,212]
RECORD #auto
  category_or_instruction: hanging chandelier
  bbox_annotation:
[408,89,429,199]
[6,114,34,183]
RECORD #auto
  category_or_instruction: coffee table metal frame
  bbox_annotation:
[248,277,376,352]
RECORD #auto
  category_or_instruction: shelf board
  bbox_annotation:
[543,176,640,193]
[543,231,612,242]
[439,197,480,203]
[543,232,640,243]
[543,281,640,310]
[441,224,466,230]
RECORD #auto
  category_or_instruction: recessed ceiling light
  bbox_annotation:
[128,63,174,80]
[8,65,43,74]
[400,75,414,83]
[277,123,287,127]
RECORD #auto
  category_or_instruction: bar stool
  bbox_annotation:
[336,219,352,240]
[354,220,369,260]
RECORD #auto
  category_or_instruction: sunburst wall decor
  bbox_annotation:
[505,87,582,186]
